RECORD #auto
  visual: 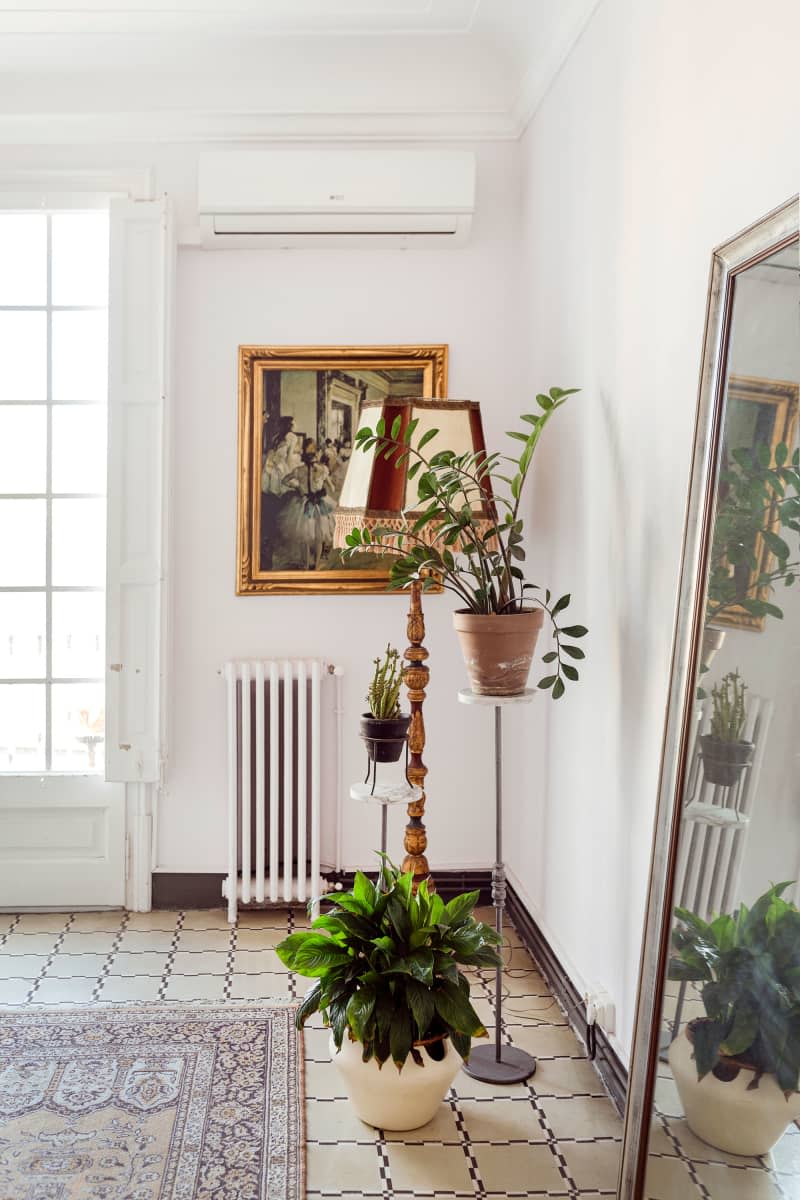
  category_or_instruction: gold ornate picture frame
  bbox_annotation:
[236,344,448,594]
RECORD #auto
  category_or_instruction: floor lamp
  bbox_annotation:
[333,396,493,888]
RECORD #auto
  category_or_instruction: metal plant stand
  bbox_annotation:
[458,687,536,1084]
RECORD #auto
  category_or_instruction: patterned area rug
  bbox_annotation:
[0,1003,304,1200]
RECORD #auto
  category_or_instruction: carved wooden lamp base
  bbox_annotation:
[402,579,433,890]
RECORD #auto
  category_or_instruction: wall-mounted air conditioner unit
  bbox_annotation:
[197,149,475,249]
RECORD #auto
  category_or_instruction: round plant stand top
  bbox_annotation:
[349,782,422,807]
[457,688,536,707]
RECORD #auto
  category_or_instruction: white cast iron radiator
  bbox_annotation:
[222,659,343,923]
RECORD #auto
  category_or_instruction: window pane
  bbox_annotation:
[0,684,45,771]
[51,212,109,307]
[52,592,104,679]
[0,499,46,586]
[0,312,47,401]
[52,498,106,586]
[52,406,107,494]
[0,593,46,679]
[52,682,104,772]
[52,310,108,403]
[0,214,46,306]
[0,406,46,493]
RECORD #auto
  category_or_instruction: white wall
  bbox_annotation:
[508,0,800,1062]
[159,141,522,874]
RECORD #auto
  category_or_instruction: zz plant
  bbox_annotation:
[708,440,800,627]
[342,388,587,698]
[668,882,800,1092]
[276,860,502,1069]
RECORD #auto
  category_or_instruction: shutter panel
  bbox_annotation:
[106,197,170,782]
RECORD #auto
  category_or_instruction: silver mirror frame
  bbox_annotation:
[618,195,800,1198]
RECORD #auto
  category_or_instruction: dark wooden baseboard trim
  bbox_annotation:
[505,882,628,1115]
[151,868,627,1113]
[151,868,494,910]
[152,873,226,909]
[322,868,495,906]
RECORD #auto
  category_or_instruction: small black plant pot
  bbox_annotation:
[360,713,411,763]
[700,735,755,787]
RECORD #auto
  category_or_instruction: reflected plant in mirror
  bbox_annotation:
[666,882,800,1156]
[706,431,800,627]
[698,669,755,785]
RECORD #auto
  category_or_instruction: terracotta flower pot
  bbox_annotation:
[699,734,754,787]
[669,1026,800,1156]
[452,608,544,696]
[330,1032,462,1131]
[359,713,411,763]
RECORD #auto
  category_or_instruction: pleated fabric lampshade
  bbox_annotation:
[332,396,493,549]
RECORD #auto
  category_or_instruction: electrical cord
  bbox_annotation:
[468,934,600,1059]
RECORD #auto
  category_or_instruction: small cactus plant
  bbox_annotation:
[367,645,403,719]
[709,670,747,742]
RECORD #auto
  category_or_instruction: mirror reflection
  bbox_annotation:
[645,238,800,1197]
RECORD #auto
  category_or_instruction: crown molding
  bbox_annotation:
[511,0,603,137]
[0,2,603,147]
[0,107,520,146]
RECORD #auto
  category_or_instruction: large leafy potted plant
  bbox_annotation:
[342,388,587,698]
[699,669,754,787]
[276,860,502,1131]
[667,882,800,1155]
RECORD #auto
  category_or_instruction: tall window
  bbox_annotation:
[0,210,109,773]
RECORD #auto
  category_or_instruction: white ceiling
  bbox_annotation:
[0,0,602,143]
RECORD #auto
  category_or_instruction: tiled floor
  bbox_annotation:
[0,904,622,1198]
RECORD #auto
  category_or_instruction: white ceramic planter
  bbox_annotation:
[669,1031,800,1156]
[329,1033,462,1131]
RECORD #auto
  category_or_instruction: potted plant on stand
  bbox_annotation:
[667,882,800,1156]
[342,388,588,697]
[276,860,502,1131]
[699,669,754,786]
[360,645,410,765]
[701,436,800,672]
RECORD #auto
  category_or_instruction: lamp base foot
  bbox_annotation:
[461,1044,536,1084]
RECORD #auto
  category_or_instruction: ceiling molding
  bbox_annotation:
[511,0,604,137]
[0,108,520,145]
[0,0,481,37]
[0,2,603,145]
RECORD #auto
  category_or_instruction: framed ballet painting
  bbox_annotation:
[236,344,449,594]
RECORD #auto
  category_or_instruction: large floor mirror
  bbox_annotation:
[619,196,800,1198]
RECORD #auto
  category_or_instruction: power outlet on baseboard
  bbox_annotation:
[585,985,616,1036]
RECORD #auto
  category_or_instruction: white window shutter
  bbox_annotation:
[106,197,171,782]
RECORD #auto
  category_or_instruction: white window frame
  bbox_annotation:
[0,206,109,774]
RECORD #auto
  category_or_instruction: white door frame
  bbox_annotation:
[0,171,169,913]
